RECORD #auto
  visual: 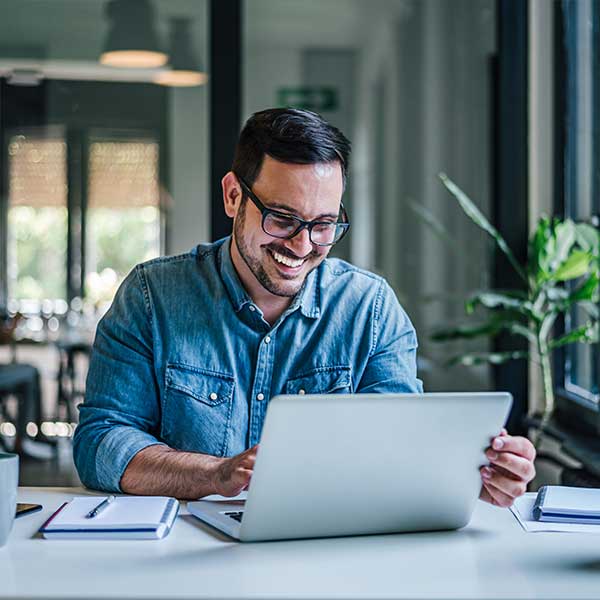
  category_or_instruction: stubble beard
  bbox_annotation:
[233,200,319,298]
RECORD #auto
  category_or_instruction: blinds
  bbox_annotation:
[8,134,160,210]
[8,135,68,207]
[87,140,159,209]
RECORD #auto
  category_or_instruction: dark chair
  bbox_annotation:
[0,313,44,453]
[55,339,90,423]
[0,363,43,453]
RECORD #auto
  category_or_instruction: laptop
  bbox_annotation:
[188,392,512,542]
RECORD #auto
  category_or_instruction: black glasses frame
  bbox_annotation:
[235,175,350,246]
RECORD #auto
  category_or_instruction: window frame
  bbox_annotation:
[554,0,600,434]
[0,79,169,311]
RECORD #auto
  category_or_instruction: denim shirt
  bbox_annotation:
[73,237,423,492]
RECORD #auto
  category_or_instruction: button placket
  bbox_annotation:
[248,332,275,446]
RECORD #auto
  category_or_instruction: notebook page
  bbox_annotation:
[510,493,600,533]
[49,496,173,529]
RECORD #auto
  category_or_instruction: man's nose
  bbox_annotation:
[288,227,313,257]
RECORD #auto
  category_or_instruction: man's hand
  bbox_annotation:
[211,445,259,497]
[479,429,536,507]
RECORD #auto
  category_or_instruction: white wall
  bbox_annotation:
[352,0,496,391]
[167,83,210,254]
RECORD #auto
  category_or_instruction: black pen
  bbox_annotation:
[86,495,116,519]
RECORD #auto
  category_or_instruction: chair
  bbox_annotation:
[0,313,45,454]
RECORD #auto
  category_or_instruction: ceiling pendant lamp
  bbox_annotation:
[100,0,168,68]
[154,18,207,87]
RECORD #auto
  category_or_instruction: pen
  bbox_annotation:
[86,495,116,519]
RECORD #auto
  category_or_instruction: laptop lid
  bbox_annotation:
[237,392,512,541]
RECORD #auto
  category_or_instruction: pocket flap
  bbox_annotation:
[166,364,234,406]
[285,366,352,395]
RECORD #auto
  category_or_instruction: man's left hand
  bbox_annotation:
[479,429,536,507]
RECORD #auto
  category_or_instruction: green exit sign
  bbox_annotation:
[277,87,338,112]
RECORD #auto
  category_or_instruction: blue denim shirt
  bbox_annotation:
[73,237,423,492]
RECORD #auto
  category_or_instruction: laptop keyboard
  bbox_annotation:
[224,511,244,522]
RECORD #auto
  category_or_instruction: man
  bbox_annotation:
[73,108,535,506]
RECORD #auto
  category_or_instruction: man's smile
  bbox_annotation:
[267,248,307,275]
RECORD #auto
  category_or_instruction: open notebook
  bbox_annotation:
[39,496,179,540]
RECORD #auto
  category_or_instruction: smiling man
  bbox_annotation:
[73,108,535,506]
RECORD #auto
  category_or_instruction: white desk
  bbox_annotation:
[2,487,600,599]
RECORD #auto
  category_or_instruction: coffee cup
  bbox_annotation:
[0,453,19,547]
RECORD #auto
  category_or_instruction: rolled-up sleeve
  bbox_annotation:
[73,265,165,492]
[357,279,424,394]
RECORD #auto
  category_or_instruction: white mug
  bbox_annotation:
[0,453,19,547]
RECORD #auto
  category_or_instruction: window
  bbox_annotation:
[0,81,169,319]
[7,129,68,311]
[85,136,161,305]
[558,0,600,414]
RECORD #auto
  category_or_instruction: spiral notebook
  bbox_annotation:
[533,486,600,524]
[39,496,179,540]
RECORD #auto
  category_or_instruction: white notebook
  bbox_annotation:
[533,485,600,523]
[39,496,179,540]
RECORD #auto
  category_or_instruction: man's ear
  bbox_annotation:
[222,171,243,219]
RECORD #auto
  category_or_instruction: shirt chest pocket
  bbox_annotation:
[162,363,235,456]
[284,366,353,395]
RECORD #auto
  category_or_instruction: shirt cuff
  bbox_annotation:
[94,426,166,492]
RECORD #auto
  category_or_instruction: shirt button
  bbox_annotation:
[249,305,256,312]
[298,389,305,395]
[264,336,271,344]
[209,392,218,401]
[256,393,265,401]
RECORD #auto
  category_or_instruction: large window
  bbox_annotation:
[85,136,161,304]
[560,0,600,411]
[7,129,68,309]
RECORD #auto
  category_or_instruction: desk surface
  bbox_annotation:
[2,487,600,599]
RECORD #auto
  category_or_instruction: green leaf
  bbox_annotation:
[529,216,553,280]
[448,350,529,367]
[550,220,576,270]
[575,223,600,256]
[431,313,534,344]
[569,273,599,302]
[506,321,537,342]
[552,250,592,281]
[439,173,528,284]
[549,322,599,349]
[465,292,534,317]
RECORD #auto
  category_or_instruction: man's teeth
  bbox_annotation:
[272,250,303,268]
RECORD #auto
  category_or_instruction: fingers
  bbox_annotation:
[485,447,536,483]
[480,433,536,509]
[480,465,527,506]
[490,434,536,462]
[479,479,517,508]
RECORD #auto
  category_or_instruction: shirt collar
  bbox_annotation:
[217,236,320,319]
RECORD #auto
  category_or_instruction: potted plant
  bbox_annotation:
[431,174,600,444]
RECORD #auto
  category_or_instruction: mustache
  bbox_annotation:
[265,244,318,261]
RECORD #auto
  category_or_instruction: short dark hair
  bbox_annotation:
[232,108,351,188]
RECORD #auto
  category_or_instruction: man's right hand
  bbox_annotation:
[211,445,259,497]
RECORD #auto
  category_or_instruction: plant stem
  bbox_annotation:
[534,337,555,447]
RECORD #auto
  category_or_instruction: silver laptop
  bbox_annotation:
[188,392,512,542]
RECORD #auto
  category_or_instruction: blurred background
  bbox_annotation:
[0,0,597,490]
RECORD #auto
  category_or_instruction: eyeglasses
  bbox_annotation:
[235,175,350,246]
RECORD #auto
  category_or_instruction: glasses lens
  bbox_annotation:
[263,213,299,238]
[310,223,339,245]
